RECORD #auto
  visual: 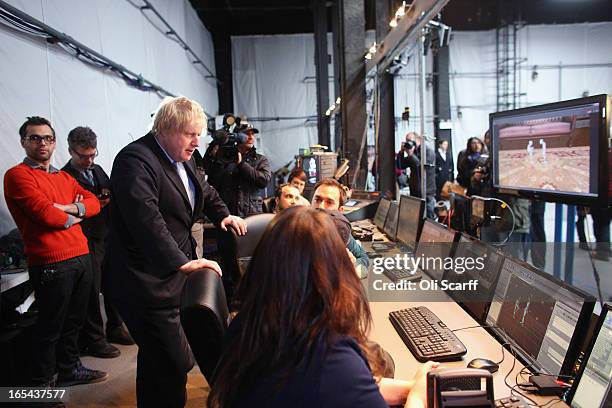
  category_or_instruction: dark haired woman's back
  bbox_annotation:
[225,315,387,408]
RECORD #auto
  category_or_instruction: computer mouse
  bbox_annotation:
[467,358,499,373]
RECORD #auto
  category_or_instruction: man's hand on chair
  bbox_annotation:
[179,259,222,276]
[220,215,247,236]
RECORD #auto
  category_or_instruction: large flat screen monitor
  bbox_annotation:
[396,195,425,251]
[567,303,612,408]
[383,201,399,241]
[414,219,457,281]
[373,198,391,230]
[443,233,504,323]
[491,94,610,206]
[486,257,595,376]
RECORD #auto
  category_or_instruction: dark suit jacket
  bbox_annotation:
[435,149,454,193]
[106,133,230,308]
[61,162,110,240]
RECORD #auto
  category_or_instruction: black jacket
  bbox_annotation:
[435,148,454,194]
[397,144,436,198]
[203,145,271,217]
[61,162,110,240]
[106,132,230,307]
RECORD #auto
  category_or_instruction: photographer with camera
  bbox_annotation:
[203,119,271,217]
[397,132,436,218]
[457,136,489,196]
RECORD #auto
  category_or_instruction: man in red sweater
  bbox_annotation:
[4,116,107,392]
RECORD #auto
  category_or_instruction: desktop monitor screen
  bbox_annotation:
[486,257,595,376]
[491,94,610,206]
[396,195,425,250]
[444,234,504,323]
[383,201,399,241]
[568,303,612,408]
[374,198,391,230]
[414,219,457,280]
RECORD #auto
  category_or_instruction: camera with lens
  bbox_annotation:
[471,153,491,181]
[210,113,250,164]
[403,140,417,151]
[97,188,110,200]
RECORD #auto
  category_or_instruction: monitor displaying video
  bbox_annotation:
[373,198,391,230]
[396,195,425,251]
[568,303,612,408]
[414,220,457,281]
[383,201,399,241]
[486,257,595,376]
[444,234,504,323]
[491,94,610,206]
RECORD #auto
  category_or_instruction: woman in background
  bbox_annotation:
[208,206,436,408]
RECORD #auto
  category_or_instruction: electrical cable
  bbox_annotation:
[472,195,516,246]
[0,0,177,100]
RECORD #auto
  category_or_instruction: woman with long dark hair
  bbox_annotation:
[208,206,436,408]
[456,136,488,190]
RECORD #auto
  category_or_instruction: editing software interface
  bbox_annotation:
[570,306,612,408]
[383,201,399,241]
[486,257,593,376]
[445,234,504,322]
[414,220,456,280]
[373,198,391,230]
[396,195,424,251]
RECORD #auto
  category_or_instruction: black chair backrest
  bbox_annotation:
[236,213,275,259]
[262,197,276,213]
[180,268,229,383]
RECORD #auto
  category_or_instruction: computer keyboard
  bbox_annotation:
[494,395,529,408]
[389,306,467,362]
[383,268,422,282]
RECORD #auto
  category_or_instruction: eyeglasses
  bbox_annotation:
[70,149,98,160]
[24,134,56,144]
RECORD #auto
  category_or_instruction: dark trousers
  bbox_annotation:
[426,195,436,220]
[529,201,546,269]
[116,301,194,408]
[507,232,529,262]
[591,206,611,256]
[576,209,588,243]
[80,238,124,346]
[28,255,92,384]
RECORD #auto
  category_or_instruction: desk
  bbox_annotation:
[368,300,568,406]
[0,270,29,293]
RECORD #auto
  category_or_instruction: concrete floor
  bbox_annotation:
[66,346,209,407]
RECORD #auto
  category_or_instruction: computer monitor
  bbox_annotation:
[443,233,504,323]
[486,257,595,376]
[373,198,391,230]
[396,195,425,251]
[414,219,457,280]
[491,94,610,206]
[567,303,612,408]
[383,201,399,241]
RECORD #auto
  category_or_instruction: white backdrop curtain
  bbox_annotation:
[231,33,338,172]
[0,0,218,235]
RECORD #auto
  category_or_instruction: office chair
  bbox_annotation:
[262,197,276,213]
[235,213,275,262]
[180,268,229,383]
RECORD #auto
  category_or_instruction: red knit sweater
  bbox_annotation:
[4,163,101,266]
